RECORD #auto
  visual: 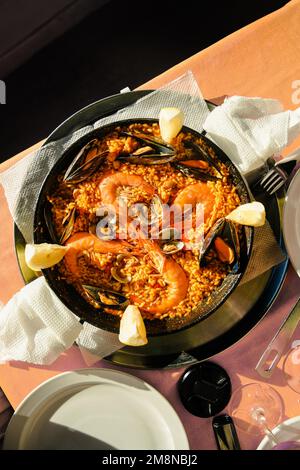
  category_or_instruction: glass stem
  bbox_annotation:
[252,408,279,444]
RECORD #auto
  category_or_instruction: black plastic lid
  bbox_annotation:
[178,361,232,418]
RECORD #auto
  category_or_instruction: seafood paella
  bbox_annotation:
[40,119,249,323]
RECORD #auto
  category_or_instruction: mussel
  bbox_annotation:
[173,162,218,182]
[44,200,76,244]
[199,218,241,272]
[83,285,129,310]
[44,199,59,243]
[117,131,177,165]
[158,227,184,255]
[183,140,222,176]
[60,206,76,245]
[63,139,108,183]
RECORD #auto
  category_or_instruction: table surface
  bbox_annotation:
[1,0,300,450]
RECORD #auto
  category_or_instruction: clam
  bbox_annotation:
[83,285,129,310]
[129,195,164,226]
[151,195,163,220]
[161,240,184,255]
[111,267,131,284]
[95,224,116,241]
[63,139,108,184]
[95,207,117,241]
[158,227,184,255]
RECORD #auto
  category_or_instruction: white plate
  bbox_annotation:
[257,416,300,450]
[3,368,189,450]
[283,168,300,277]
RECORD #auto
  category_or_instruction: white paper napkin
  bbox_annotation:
[203,95,300,175]
[0,277,123,365]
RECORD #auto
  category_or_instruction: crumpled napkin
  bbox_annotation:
[203,95,300,175]
[0,277,123,365]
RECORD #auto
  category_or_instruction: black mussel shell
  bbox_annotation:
[118,154,178,165]
[63,138,108,184]
[199,218,226,266]
[83,285,129,310]
[173,162,218,181]
[60,206,76,245]
[44,199,59,243]
[183,140,222,176]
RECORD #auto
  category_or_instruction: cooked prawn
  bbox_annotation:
[64,232,132,277]
[132,239,188,314]
[99,172,154,206]
[173,182,215,221]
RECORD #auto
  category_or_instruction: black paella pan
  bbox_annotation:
[33,118,253,337]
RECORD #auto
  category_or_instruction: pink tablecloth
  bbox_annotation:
[0,266,299,450]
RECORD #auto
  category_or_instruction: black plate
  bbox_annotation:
[33,119,253,336]
[14,91,288,368]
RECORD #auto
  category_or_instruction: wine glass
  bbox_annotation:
[283,344,300,394]
[228,383,284,442]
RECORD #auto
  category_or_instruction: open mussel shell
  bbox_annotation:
[83,285,129,310]
[44,199,59,243]
[63,139,97,180]
[118,131,176,165]
[158,227,184,255]
[43,200,76,244]
[227,220,242,274]
[173,162,218,182]
[60,206,76,245]
[118,154,178,165]
[63,138,108,184]
[183,140,222,176]
[121,131,175,154]
[199,218,243,272]
[199,218,225,266]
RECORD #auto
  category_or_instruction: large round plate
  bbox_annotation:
[3,368,189,450]
[283,168,300,277]
[257,416,300,450]
[14,91,289,368]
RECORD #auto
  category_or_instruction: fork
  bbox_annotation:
[259,148,300,195]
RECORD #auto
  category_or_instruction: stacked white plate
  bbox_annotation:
[4,369,189,450]
[283,168,300,277]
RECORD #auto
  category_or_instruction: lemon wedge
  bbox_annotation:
[225,202,266,227]
[25,243,68,271]
[119,305,148,346]
[159,107,184,143]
